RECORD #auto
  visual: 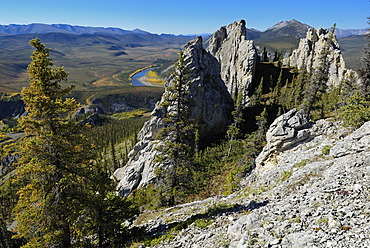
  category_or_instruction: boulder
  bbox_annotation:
[114,36,234,196]
[255,109,310,167]
[206,20,258,105]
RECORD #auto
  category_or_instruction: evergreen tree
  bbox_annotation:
[156,51,196,206]
[83,159,139,248]
[13,38,95,247]
[287,47,293,67]
[227,91,244,158]
[273,69,283,104]
[262,47,269,62]
[302,25,336,118]
[273,49,279,62]
[339,91,370,128]
[278,49,284,67]
[255,107,268,143]
[280,79,290,110]
[294,61,308,107]
[308,27,317,77]
[243,107,268,159]
[256,77,264,104]
[333,71,358,110]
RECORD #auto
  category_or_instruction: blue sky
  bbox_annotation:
[0,0,368,34]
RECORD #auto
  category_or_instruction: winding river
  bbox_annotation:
[131,67,161,86]
[130,68,152,86]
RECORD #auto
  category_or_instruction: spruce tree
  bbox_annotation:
[302,25,336,118]
[256,77,264,104]
[83,159,138,248]
[13,38,95,247]
[294,61,308,107]
[227,91,244,158]
[262,47,269,62]
[156,51,196,206]
[339,91,370,128]
[308,27,317,76]
[273,69,283,104]
[287,47,293,67]
[278,49,284,67]
[273,49,279,62]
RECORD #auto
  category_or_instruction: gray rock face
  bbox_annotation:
[255,109,310,167]
[287,27,357,86]
[137,120,370,248]
[330,121,370,158]
[114,37,234,195]
[207,20,258,105]
[0,153,20,177]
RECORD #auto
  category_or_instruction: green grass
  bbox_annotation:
[294,159,307,168]
[321,145,331,155]
[279,169,293,182]
[194,218,214,229]
[136,202,236,246]
[112,108,150,119]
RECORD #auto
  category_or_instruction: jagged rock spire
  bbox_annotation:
[287,27,357,86]
[206,20,258,105]
[114,36,234,196]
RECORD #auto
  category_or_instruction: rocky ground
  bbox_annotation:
[133,112,370,248]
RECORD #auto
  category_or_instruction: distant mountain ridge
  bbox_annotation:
[264,19,310,32]
[0,23,152,36]
[0,22,366,38]
[246,19,367,40]
[335,28,368,38]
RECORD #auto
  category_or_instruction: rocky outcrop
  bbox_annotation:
[134,120,370,248]
[286,27,357,86]
[114,37,234,196]
[114,20,261,196]
[0,99,26,119]
[0,153,20,177]
[330,121,370,158]
[206,20,258,105]
[255,108,310,167]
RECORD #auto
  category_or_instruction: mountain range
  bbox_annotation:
[0,23,151,36]
[246,19,311,40]
[0,21,367,38]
